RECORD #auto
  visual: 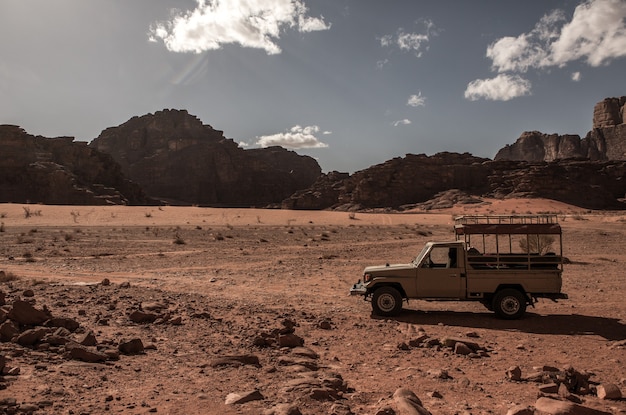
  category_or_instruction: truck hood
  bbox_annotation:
[364,263,414,273]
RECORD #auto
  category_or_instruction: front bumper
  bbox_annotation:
[350,281,367,296]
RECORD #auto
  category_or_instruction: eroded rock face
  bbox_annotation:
[90,109,321,206]
[282,152,626,210]
[0,125,149,205]
[495,97,626,162]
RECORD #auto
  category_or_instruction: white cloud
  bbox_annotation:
[149,0,330,55]
[407,92,426,107]
[464,74,532,101]
[380,19,437,57]
[486,0,626,72]
[392,119,412,127]
[256,125,329,149]
[468,0,626,101]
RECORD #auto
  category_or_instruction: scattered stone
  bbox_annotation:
[129,310,158,324]
[278,333,304,348]
[8,300,50,326]
[454,342,473,355]
[408,334,429,347]
[596,383,622,400]
[427,391,443,399]
[101,278,111,286]
[318,319,332,330]
[534,397,611,415]
[66,343,108,363]
[465,331,480,338]
[393,388,431,415]
[45,317,80,331]
[0,321,19,342]
[78,331,98,347]
[224,389,264,405]
[119,282,131,288]
[506,366,522,381]
[506,404,533,415]
[210,354,260,368]
[263,403,302,415]
[538,383,559,394]
[291,347,319,359]
[22,289,35,297]
[16,328,48,346]
[427,369,450,380]
[118,338,144,355]
[441,337,480,351]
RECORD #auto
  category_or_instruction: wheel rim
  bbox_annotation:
[501,296,520,315]
[377,293,396,312]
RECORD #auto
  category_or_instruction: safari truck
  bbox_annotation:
[350,215,568,319]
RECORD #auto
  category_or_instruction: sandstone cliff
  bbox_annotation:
[90,110,321,206]
[282,152,626,210]
[0,125,149,205]
[495,96,626,162]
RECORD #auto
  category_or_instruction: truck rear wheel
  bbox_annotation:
[492,289,527,319]
[372,286,403,317]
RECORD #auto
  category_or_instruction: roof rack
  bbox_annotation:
[454,215,561,236]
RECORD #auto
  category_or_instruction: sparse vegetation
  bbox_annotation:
[145,211,152,218]
[348,212,357,220]
[519,234,555,254]
[70,210,80,223]
[173,233,186,244]
[0,222,4,232]
[23,206,42,218]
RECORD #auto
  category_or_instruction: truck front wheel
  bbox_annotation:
[492,289,527,319]
[372,286,403,317]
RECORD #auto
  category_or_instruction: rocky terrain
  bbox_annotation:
[89,109,321,206]
[0,125,150,206]
[282,154,626,211]
[0,203,624,415]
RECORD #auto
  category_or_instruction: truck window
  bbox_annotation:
[426,246,454,268]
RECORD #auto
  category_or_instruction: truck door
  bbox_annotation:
[417,245,464,298]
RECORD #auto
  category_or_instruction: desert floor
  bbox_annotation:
[0,200,625,415]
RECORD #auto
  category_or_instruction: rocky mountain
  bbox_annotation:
[283,153,626,211]
[0,125,150,205]
[90,109,321,206]
[495,96,626,161]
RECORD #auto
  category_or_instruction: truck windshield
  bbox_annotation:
[412,243,431,266]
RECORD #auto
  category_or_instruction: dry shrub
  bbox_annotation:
[519,235,555,254]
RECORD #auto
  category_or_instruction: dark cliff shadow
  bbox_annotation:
[374,309,626,341]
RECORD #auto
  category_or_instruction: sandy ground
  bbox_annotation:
[0,199,625,415]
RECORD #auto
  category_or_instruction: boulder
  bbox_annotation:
[534,397,611,415]
[118,338,144,355]
[225,389,264,405]
[596,383,622,400]
[8,300,50,326]
[392,388,431,415]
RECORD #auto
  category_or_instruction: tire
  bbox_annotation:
[371,286,403,317]
[492,289,527,319]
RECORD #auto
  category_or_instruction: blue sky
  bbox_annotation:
[1,0,625,173]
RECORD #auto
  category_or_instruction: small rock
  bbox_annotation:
[225,389,264,405]
[22,289,35,297]
[454,342,472,355]
[67,343,108,363]
[78,331,98,347]
[596,383,622,400]
[538,383,559,394]
[101,278,111,286]
[118,338,144,355]
[16,328,48,346]
[278,333,304,348]
[8,300,50,325]
[506,404,533,415]
[506,366,522,381]
[535,397,611,415]
[129,310,158,324]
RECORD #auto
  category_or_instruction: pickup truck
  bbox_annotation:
[350,215,568,319]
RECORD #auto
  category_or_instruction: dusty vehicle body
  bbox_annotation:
[350,215,567,319]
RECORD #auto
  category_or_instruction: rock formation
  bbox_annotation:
[0,125,149,205]
[90,109,321,206]
[283,152,626,210]
[495,96,626,162]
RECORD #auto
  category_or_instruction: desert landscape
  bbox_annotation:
[0,200,625,415]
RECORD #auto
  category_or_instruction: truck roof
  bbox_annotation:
[454,215,561,236]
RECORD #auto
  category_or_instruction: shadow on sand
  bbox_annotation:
[375,309,626,341]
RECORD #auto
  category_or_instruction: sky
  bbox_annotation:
[1,0,626,173]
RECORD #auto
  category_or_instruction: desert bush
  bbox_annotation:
[145,212,152,218]
[23,207,42,218]
[173,233,186,245]
[0,212,6,218]
[64,233,73,242]
[348,212,356,220]
[0,222,4,232]
[70,211,80,223]
[519,235,555,254]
